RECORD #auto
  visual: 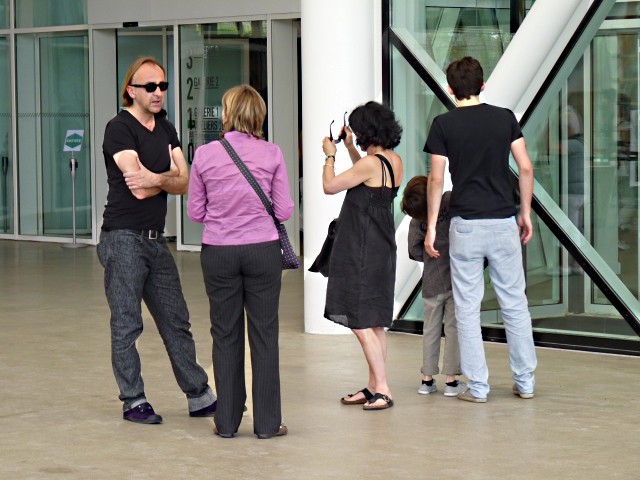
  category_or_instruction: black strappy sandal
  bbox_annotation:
[340,387,374,405]
[362,393,394,410]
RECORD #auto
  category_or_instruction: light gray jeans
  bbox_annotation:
[421,291,460,376]
[449,216,537,398]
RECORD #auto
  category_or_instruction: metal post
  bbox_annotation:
[62,153,86,249]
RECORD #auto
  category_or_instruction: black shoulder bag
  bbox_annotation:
[220,138,300,270]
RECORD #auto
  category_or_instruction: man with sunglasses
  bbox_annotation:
[98,56,217,424]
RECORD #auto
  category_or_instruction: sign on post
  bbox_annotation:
[61,129,86,249]
[63,130,84,152]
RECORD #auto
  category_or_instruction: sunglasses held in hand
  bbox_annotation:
[130,81,169,93]
[329,111,348,144]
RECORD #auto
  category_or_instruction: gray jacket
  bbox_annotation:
[407,191,452,298]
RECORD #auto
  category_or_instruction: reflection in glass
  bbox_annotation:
[17,34,91,238]
[390,0,536,78]
[0,36,11,234]
[391,45,448,226]
[0,0,8,28]
[591,32,639,308]
[179,22,267,246]
[116,29,173,123]
[15,0,86,28]
[519,21,639,341]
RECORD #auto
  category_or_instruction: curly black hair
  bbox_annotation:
[348,101,402,150]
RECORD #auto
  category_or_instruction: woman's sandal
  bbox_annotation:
[362,393,394,410]
[340,387,374,405]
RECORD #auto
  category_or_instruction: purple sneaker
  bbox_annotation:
[189,400,217,417]
[123,402,163,424]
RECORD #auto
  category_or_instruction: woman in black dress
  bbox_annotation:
[321,101,403,410]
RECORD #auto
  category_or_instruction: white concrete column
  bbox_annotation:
[302,0,377,333]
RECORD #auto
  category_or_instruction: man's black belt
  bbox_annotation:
[125,229,162,240]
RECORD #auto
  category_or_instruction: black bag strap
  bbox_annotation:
[219,137,278,225]
[374,153,396,188]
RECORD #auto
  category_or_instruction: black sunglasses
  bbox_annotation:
[130,81,169,93]
[329,111,348,144]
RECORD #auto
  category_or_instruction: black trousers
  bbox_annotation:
[200,240,283,436]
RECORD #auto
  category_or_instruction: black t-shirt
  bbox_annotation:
[424,103,523,219]
[101,109,180,231]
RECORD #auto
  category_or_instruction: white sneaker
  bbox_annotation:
[512,383,534,399]
[457,387,487,403]
[444,381,466,397]
[418,381,437,395]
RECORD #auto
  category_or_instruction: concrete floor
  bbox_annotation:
[0,239,639,479]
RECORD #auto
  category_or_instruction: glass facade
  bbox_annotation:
[0,1,91,241]
[16,33,90,237]
[116,28,174,123]
[390,43,448,224]
[522,15,640,341]
[0,1,8,28]
[15,0,86,28]
[390,0,535,82]
[389,0,640,352]
[0,6,273,245]
[179,21,268,246]
[0,35,11,234]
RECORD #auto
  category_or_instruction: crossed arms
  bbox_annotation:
[114,145,189,200]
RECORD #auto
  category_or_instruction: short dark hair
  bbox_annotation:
[400,175,428,220]
[348,101,402,150]
[446,56,484,101]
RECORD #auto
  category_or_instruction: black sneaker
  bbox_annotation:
[123,402,163,424]
[189,400,217,417]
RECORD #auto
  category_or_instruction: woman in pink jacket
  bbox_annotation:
[188,85,294,440]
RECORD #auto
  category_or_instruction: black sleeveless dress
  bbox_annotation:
[324,154,398,329]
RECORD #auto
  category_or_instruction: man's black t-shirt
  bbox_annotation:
[101,109,180,231]
[424,103,522,219]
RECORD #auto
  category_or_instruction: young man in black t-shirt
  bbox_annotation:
[98,56,216,424]
[423,56,537,403]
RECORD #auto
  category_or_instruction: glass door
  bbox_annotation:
[115,27,176,237]
[520,23,640,341]
[0,36,12,235]
[116,28,174,124]
[178,21,268,248]
[16,32,90,238]
[590,29,639,312]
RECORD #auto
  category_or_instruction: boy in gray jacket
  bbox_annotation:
[401,176,464,396]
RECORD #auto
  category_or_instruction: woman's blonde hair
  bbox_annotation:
[221,85,266,139]
[121,56,165,107]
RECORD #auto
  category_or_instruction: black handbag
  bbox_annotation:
[220,138,300,270]
[308,218,338,277]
